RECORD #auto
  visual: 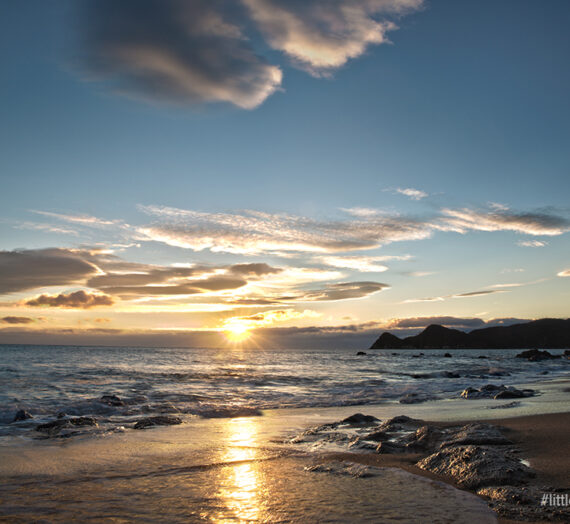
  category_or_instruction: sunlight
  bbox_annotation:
[215,418,263,522]
[223,320,253,343]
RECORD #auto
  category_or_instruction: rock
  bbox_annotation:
[477,486,534,505]
[477,355,488,359]
[35,417,98,436]
[403,425,445,453]
[57,412,66,419]
[100,394,125,406]
[440,423,512,447]
[461,384,535,400]
[376,441,407,454]
[515,349,560,361]
[13,409,32,422]
[487,401,521,410]
[361,429,390,442]
[442,371,460,378]
[133,415,182,430]
[444,353,452,358]
[340,413,380,426]
[377,415,424,433]
[417,445,535,489]
[493,389,534,399]
[356,351,367,356]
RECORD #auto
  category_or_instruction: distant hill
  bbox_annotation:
[370,318,570,349]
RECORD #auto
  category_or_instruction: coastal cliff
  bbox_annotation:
[370,318,570,349]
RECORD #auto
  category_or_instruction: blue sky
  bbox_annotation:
[1,0,568,347]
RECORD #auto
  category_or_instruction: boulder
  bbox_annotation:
[440,423,512,447]
[100,394,125,406]
[417,445,535,489]
[13,409,32,422]
[340,413,379,426]
[356,351,367,356]
[515,349,560,361]
[461,384,535,400]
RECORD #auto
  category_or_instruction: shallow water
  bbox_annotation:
[0,415,497,523]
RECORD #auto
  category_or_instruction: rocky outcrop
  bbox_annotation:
[99,394,125,406]
[417,445,534,489]
[370,318,570,349]
[133,415,182,429]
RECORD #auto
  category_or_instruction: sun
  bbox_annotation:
[224,321,252,343]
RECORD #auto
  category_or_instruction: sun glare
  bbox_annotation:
[224,321,252,343]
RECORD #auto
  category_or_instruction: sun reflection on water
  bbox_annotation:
[215,417,264,522]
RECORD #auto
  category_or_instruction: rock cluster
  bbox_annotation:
[35,416,98,437]
[290,413,558,521]
[460,384,535,400]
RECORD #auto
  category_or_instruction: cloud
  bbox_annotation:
[243,0,423,74]
[1,316,35,325]
[137,204,569,256]
[452,289,506,298]
[78,0,282,109]
[138,204,434,254]
[439,207,570,236]
[386,316,487,330]
[0,249,99,294]
[224,308,320,330]
[395,187,428,200]
[517,240,548,248]
[228,263,283,276]
[558,269,570,277]
[31,210,123,228]
[24,290,114,309]
[301,281,389,301]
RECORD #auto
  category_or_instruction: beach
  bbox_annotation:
[0,345,568,522]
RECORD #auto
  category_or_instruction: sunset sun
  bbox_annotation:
[224,321,252,343]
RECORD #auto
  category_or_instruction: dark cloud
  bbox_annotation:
[387,317,487,330]
[98,275,246,298]
[1,316,35,325]
[0,249,98,294]
[229,263,282,276]
[303,281,389,301]
[79,0,282,109]
[24,290,114,309]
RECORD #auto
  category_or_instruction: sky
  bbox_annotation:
[1,0,569,348]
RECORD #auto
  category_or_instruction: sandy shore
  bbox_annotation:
[318,412,570,523]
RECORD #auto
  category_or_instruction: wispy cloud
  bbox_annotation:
[394,187,428,200]
[558,269,570,277]
[404,288,507,303]
[517,240,548,248]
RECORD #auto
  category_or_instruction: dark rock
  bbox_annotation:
[100,394,125,406]
[440,423,512,447]
[340,413,379,426]
[361,430,390,442]
[13,409,32,422]
[442,371,460,378]
[133,415,182,430]
[377,415,424,433]
[57,412,66,419]
[417,445,535,489]
[493,389,534,399]
[487,401,521,410]
[404,425,445,452]
[356,351,367,356]
[478,355,488,359]
[444,353,452,358]
[461,384,535,400]
[35,417,98,435]
[516,349,560,361]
